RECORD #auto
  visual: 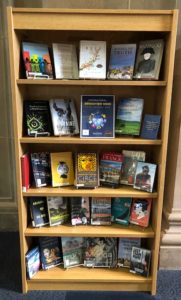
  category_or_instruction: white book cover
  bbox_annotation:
[79,40,106,79]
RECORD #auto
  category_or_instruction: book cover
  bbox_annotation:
[49,99,79,136]
[120,150,146,186]
[111,197,132,225]
[47,196,69,226]
[99,152,123,187]
[130,198,152,227]
[22,42,53,79]
[115,98,144,136]
[30,152,51,188]
[25,246,41,279]
[133,39,164,80]
[70,197,90,225]
[134,162,157,193]
[50,152,74,187]
[79,40,106,79]
[23,100,53,137]
[91,197,111,225]
[130,247,151,277]
[141,114,161,140]
[39,237,63,270]
[29,197,49,227]
[21,153,30,192]
[84,237,117,268]
[107,44,136,80]
[118,238,141,268]
[61,237,84,268]
[52,43,78,79]
[75,152,98,189]
[80,95,115,138]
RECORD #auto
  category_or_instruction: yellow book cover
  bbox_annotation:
[50,152,74,187]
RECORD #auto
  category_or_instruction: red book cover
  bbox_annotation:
[21,153,30,192]
[130,198,152,227]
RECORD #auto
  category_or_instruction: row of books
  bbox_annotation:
[22,39,164,80]
[21,150,157,192]
[26,237,151,279]
[24,97,161,139]
[29,196,152,228]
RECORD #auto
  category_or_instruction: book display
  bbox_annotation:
[8,7,178,295]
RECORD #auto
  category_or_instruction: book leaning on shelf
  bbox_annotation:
[47,196,69,226]
[129,198,152,227]
[39,237,63,270]
[25,246,41,279]
[118,238,141,268]
[29,197,49,227]
[140,114,161,140]
[130,247,151,277]
[61,237,84,268]
[70,197,90,225]
[91,197,111,225]
[111,197,132,226]
[133,162,157,193]
[30,152,51,188]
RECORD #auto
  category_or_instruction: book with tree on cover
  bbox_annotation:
[21,153,30,192]
[29,197,49,227]
[61,237,84,268]
[47,196,69,226]
[39,237,63,270]
[70,197,90,225]
[25,246,41,279]
[30,152,51,188]
[91,197,111,225]
[111,197,132,226]
[130,198,152,227]
[130,247,151,277]
[140,114,161,140]
[118,238,141,268]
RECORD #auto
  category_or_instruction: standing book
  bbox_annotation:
[29,197,49,227]
[118,238,141,268]
[25,246,41,279]
[70,197,90,225]
[130,198,152,227]
[47,196,69,226]
[30,152,51,188]
[39,237,63,270]
[141,114,161,140]
[61,237,84,268]
[130,247,151,277]
[111,197,132,226]
[91,197,111,225]
[134,162,157,193]
[21,153,30,192]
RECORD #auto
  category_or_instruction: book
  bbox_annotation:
[134,162,157,193]
[130,247,151,277]
[49,99,79,136]
[75,152,98,189]
[70,197,90,225]
[79,40,106,79]
[47,196,69,226]
[118,238,141,268]
[107,44,136,80]
[120,150,146,186]
[39,237,63,270]
[84,237,117,268]
[61,237,84,268]
[29,197,49,227]
[30,152,51,188]
[99,152,123,188]
[111,197,132,225]
[52,43,78,79]
[133,39,164,80]
[22,42,53,79]
[141,114,161,140]
[130,198,152,227]
[23,100,53,137]
[25,246,41,279]
[115,98,144,136]
[21,153,30,192]
[91,197,111,225]
[50,152,74,187]
[80,95,115,138]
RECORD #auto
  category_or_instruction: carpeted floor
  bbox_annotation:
[0,232,181,300]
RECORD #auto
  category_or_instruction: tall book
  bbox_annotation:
[130,247,151,277]
[47,197,69,226]
[134,162,157,193]
[61,237,84,268]
[21,153,30,192]
[39,237,63,270]
[130,198,152,227]
[30,152,51,188]
[29,197,49,227]
[111,197,132,226]
[25,246,41,279]
[70,197,90,225]
[118,238,141,268]
[140,114,161,140]
[91,197,111,225]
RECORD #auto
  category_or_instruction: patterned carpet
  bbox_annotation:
[0,232,180,300]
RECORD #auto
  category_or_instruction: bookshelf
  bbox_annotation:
[7,8,178,295]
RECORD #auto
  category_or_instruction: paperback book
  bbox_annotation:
[61,237,84,268]
[30,152,51,188]
[29,197,49,227]
[70,197,90,225]
[130,198,152,227]
[118,238,141,268]
[130,247,151,277]
[111,197,132,225]
[91,197,111,225]
[134,162,157,193]
[47,196,69,226]
[141,114,161,140]
[39,237,63,270]
[25,246,41,279]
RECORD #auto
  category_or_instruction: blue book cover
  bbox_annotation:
[111,197,132,225]
[80,95,115,138]
[141,114,161,139]
[39,237,63,270]
[25,246,40,279]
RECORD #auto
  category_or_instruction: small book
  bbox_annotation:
[133,39,164,80]
[25,246,41,279]
[91,197,111,225]
[107,44,136,80]
[130,198,152,227]
[52,43,78,79]
[115,98,144,136]
[29,197,49,227]
[21,153,30,192]
[75,152,98,189]
[47,196,69,226]
[141,114,161,140]
[50,152,74,187]
[118,238,141,268]
[61,237,84,268]
[39,237,63,270]
[111,197,132,225]
[79,40,106,79]
[23,100,53,137]
[49,99,79,136]
[134,162,157,193]
[22,42,53,79]
[130,247,151,277]
[30,152,51,188]
[70,197,90,225]
[80,95,115,138]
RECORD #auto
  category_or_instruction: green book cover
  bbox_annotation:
[111,197,132,225]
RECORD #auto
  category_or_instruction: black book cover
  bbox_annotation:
[70,197,90,225]
[31,152,51,188]
[39,237,63,270]
[29,197,49,227]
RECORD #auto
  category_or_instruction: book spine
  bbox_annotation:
[21,154,30,192]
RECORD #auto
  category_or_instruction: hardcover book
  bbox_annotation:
[21,153,30,192]
[30,152,51,188]
[91,197,111,225]
[49,99,79,136]
[80,95,115,138]
[25,246,41,279]
[134,162,157,193]
[140,114,161,140]
[50,152,74,187]
[47,196,69,226]
[133,39,164,80]
[61,237,84,268]
[70,197,90,225]
[111,197,132,225]
[107,44,136,80]
[22,42,53,79]
[118,238,141,268]
[130,198,152,227]
[79,40,106,79]
[130,247,151,277]
[115,98,144,136]
[29,197,49,227]
[39,237,63,270]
